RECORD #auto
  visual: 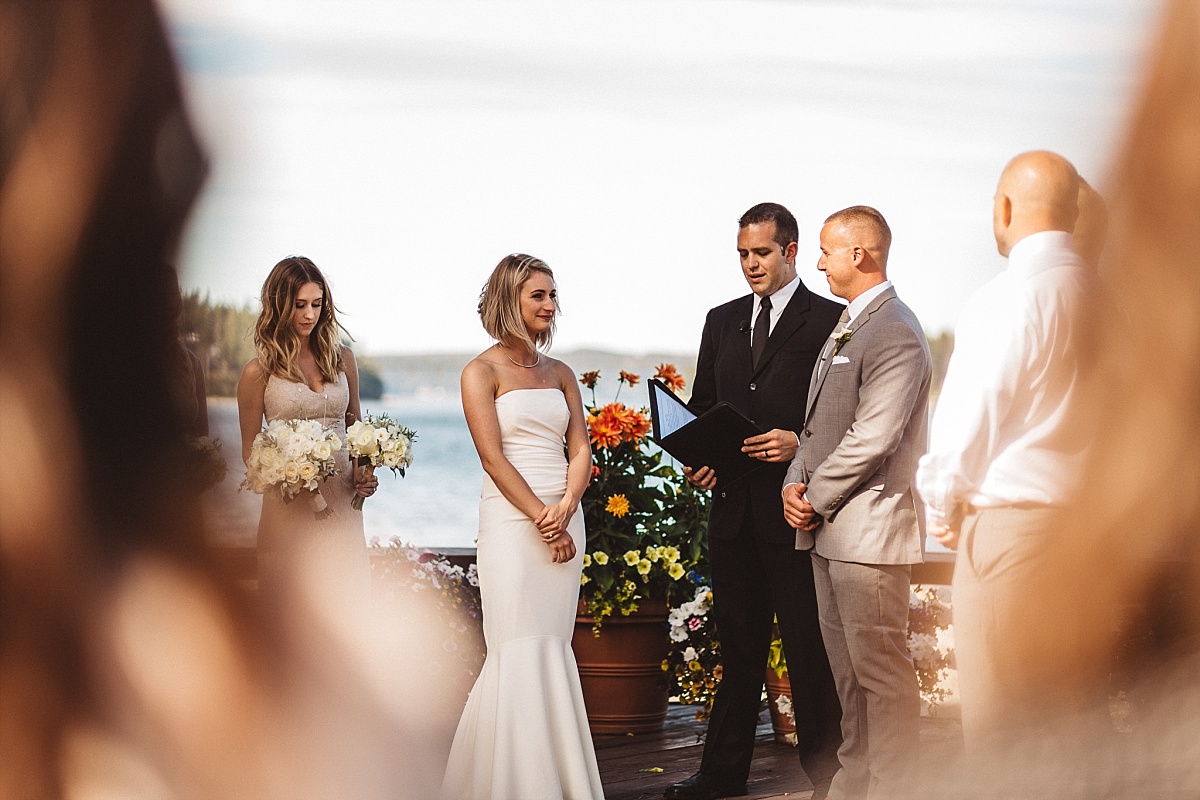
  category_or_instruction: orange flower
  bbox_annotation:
[590,464,601,480]
[579,370,601,389]
[619,370,641,387]
[587,406,623,449]
[605,494,631,517]
[654,363,686,392]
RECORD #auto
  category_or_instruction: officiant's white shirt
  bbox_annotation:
[751,273,801,335]
[916,231,1098,527]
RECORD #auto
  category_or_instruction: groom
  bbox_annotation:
[667,202,844,800]
[783,205,930,800]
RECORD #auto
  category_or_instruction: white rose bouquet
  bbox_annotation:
[345,413,417,510]
[242,418,343,519]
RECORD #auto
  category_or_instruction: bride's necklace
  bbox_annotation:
[498,344,540,368]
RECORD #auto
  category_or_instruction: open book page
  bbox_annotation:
[653,383,696,438]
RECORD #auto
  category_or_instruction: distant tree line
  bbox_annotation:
[180,292,384,399]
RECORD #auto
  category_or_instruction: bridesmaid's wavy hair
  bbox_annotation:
[477,253,558,350]
[254,256,350,383]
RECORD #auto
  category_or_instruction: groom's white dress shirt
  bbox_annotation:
[916,231,1098,528]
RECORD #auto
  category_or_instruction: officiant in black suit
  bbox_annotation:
[665,203,844,800]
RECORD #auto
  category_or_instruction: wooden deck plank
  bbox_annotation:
[595,704,963,800]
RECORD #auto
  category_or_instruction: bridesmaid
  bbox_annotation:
[236,256,377,602]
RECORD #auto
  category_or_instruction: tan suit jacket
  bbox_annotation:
[785,286,931,565]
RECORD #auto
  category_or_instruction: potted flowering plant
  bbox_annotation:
[570,364,710,734]
[577,364,709,629]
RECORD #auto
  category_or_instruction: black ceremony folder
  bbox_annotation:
[647,379,765,489]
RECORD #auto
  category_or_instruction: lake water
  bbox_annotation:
[205,397,483,549]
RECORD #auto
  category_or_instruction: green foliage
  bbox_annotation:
[180,291,256,396]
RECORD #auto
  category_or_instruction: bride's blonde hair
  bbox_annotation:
[254,256,349,383]
[477,253,558,351]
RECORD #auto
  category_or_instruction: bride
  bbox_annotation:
[442,254,604,799]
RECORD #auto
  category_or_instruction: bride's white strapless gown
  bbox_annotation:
[442,388,604,800]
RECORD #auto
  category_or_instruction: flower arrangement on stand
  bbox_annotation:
[370,539,485,692]
[665,582,722,720]
[577,365,709,633]
[762,583,957,736]
[907,584,955,711]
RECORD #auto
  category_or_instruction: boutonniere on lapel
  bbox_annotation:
[831,326,855,357]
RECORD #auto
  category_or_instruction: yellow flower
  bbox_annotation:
[583,553,592,568]
[623,550,641,566]
[661,659,669,672]
[580,573,591,585]
[669,562,685,580]
[606,494,631,517]
[593,551,609,565]
[637,559,652,575]
[624,580,636,592]
[689,659,702,672]
[645,546,660,561]
[663,546,680,563]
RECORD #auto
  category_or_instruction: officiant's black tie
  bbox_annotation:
[751,296,772,369]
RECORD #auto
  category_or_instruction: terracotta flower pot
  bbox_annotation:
[572,598,670,734]
[764,667,796,745]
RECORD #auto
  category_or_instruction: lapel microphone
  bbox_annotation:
[739,320,750,334]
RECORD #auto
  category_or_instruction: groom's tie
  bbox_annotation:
[751,295,772,369]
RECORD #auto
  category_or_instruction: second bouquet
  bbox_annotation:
[346,413,417,510]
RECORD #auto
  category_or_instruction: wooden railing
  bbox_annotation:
[211,545,954,586]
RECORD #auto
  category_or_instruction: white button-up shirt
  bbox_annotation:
[751,274,801,337]
[916,231,1099,528]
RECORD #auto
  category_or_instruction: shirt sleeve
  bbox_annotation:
[915,283,1032,526]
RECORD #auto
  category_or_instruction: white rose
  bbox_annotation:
[374,427,390,443]
[346,421,367,440]
[380,437,397,452]
[283,461,301,482]
[298,419,322,439]
[311,440,333,461]
[298,461,319,482]
[255,446,279,469]
[381,451,400,468]
[351,426,376,449]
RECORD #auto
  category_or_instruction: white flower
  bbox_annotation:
[298,461,318,482]
[682,646,698,661]
[311,439,333,461]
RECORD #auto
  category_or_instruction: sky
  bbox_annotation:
[159,0,1160,356]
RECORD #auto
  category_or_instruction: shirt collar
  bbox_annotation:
[846,280,892,325]
[1006,230,1076,274]
[754,274,801,316]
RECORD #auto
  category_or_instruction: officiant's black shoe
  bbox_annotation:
[663,772,748,800]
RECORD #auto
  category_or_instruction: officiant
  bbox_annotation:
[665,203,844,800]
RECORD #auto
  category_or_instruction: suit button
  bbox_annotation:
[720,491,727,498]
[749,383,757,391]
[804,429,812,437]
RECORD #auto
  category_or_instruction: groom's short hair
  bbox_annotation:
[738,203,799,253]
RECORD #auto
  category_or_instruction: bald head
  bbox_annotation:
[993,150,1081,257]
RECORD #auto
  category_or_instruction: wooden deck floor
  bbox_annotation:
[595,704,964,800]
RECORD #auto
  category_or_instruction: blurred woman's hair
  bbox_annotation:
[477,253,557,351]
[254,256,349,384]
